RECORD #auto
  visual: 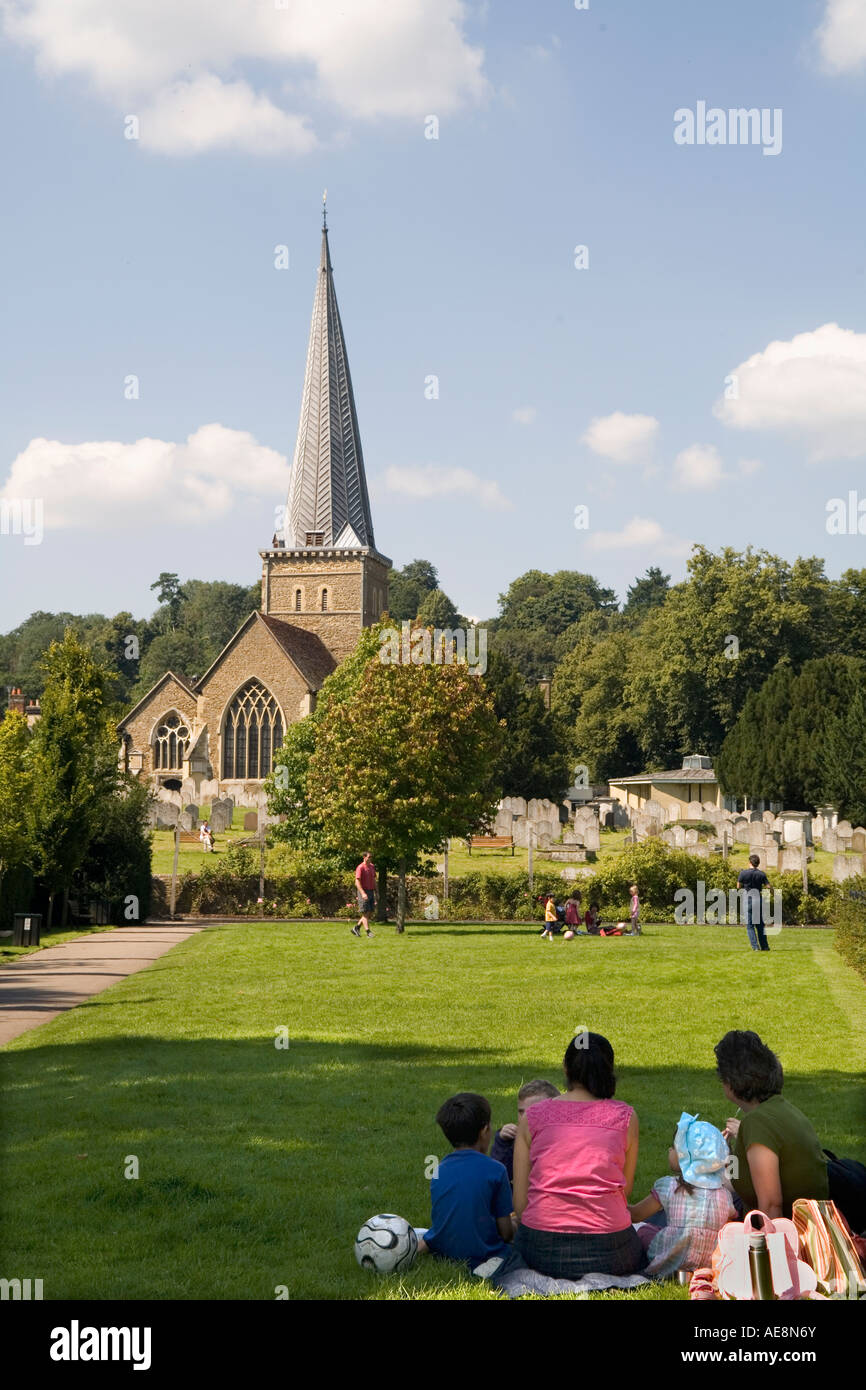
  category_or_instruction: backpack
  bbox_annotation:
[690,1209,820,1300]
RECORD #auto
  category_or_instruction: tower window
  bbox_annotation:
[295,589,302,611]
[222,681,283,780]
[306,531,324,546]
[321,588,329,611]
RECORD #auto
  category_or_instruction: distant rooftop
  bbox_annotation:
[610,756,717,786]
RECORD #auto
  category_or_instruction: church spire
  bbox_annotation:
[284,208,375,550]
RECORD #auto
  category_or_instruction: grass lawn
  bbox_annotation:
[1,919,864,1300]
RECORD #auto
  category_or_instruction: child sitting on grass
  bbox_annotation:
[628,1111,735,1278]
[417,1093,515,1268]
[491,1079,560,1182]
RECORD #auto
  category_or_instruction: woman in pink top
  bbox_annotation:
[512,1032,646,1277]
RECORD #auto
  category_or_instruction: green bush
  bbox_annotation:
[827,875,866,980]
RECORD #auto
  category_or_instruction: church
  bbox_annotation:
[118,215,391,806]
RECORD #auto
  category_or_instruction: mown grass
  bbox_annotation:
[2,919,863,1300]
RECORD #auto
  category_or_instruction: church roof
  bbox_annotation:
[257,614,337,689]
[284,217,376,550]
[117,670,197,730]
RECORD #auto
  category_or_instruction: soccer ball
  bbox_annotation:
[354,1214,418,1273]
[563,930,574,940]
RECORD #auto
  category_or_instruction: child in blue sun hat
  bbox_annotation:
[628,1112,737,1278]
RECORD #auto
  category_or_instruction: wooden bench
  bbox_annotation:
[179,832,204,844]
[468,835,514,855]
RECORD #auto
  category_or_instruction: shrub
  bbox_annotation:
[827,876,866,981]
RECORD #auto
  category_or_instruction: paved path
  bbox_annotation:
[0,925,202,1046]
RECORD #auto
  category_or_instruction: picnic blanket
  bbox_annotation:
[477,1248,651,1298]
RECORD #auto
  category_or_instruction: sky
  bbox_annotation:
[1,0,866,632]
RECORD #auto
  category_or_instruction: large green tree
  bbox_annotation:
[386,559,440,621]
[28,632,120,925]
[0,710,35,924]
[307,653,503,930]
[482,650,570,800]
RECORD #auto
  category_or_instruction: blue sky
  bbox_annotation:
[1,0,865,631]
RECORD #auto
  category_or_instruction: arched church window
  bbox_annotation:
[295,589,302,611]
[321,588,329,611]
[153,713,190,770]
[222,681,283,780]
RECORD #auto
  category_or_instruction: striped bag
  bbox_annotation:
[792,1198,866,1300]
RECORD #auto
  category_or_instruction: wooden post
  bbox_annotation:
[443,840,449,903]
[722,829,728,861]
[801,842,809,899]
[169,822,180,918]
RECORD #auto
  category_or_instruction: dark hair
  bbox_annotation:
[749,853,760,867]
[563,1032,616,1098]
[714,1030,783,1103]
[671,1124,695,1195]
[436,1092,491,1147]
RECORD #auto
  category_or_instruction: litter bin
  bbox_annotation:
[13,913,42,946]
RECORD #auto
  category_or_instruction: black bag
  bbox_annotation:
[825,1150,866,1236]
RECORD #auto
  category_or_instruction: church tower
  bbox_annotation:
[261,206,391,661]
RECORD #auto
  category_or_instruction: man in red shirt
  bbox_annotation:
[352,852,376,938]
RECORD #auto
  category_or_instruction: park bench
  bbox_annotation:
[468,835,514,855]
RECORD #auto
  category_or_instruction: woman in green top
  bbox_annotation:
[714,1030,865,1231]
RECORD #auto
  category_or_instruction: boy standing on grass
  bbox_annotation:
[417,1093,514,1268]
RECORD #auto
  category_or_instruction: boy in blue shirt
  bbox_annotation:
[418,1092,514,1268]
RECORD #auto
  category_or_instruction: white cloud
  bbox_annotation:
[815,0,866,73]
[512,406,536,425]
[0,0,489,155]
[382,464,512,510]
[581,411,659,464]
[671,443,726,491]
[738,457,762,476]
[714,323,866,460]
[586,516,691,557]
[0,424,287,529]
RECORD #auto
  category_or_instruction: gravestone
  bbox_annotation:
[762,811,776,826]
[748,810,763,823]
[209,805,232,833]
[837,833,853,855]
[734,818,750,845]
[156,806,179,829]
[836,820,853,837]
[672,825,686,848]
[833,854,863,883]
[762,844,779,870]
[780,847,803,873]
[780,812,812,847]
[583,822,600,852]
[560,868,578,882]
[660,829,676,847]
[179,810,195,832]
[747,822,766,847]
[693,844,710,859]
[702,801,720,818]
[184,804,199,824]
[243,812,259,833]
[686,801,704,821]
[852,828,866,854]
[822,828,838,854]
[684,828,699,847]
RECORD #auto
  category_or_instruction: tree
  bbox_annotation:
[28,632,120,925]
[78,779,153,922]
[307,654,503,931]
[387,559,439,621]
[717,655,866,810]
[0,711,35,925]
[491,569,618,681]
[623,566,670,619]
[150,572,185,630]
[552,625,642,781]
[482,650,570,800]
[818,684,866,826]
[416,588,460,629]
